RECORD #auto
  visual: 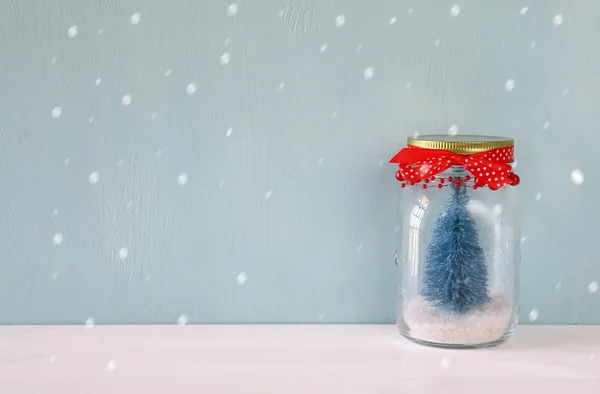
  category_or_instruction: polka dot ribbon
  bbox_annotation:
[389,145,519,190]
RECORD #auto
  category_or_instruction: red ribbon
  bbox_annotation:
[389,145,519,190]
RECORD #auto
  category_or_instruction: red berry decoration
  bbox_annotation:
[448,176,453,182]
[437,184,443,189]
[424,178,430,183]
[395,171,404,181]
[465,175,471,181]
[408,181,414,186]
[439,178,445,184]
[401,183,406,188]
[509,173,520,186]
[422,184,427,189]
[472,185,478,190]
[431,176,436,180]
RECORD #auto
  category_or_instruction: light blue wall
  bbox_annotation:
[1,0,598,325]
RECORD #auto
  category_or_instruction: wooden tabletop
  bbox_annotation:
[1,325,599,393]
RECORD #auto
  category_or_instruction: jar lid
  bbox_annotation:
[407,135,513,155]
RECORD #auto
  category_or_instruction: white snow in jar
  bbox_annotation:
[589,281,599,294]
[520,7,529,15]
[177,315,188,325]
[67,25,78,38]
[85,317,95,328]
[118,247,128,260]
[440,358,451,369]
[186,83,197,95]
[227,3,238,16]
[335,15,346,27]
[448,125,459,136]
[364,67,374,80]
[220,52,231,65]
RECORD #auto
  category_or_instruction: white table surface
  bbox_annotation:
[0,325,599,393]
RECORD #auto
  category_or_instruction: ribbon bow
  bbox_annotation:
[389,145,519,190]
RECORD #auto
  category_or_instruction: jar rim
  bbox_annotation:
[407,134,514,155]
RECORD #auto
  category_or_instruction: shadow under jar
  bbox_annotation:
[390,135,521,349]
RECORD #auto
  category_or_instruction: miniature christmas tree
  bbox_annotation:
[421,183,490,314]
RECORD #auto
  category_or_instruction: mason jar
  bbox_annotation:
[390,135,521,348]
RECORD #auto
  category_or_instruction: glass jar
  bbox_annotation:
[390,135,521,349]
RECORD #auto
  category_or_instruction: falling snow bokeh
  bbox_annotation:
[0,1,598,327]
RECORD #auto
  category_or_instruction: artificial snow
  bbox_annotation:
[403,294,513,346]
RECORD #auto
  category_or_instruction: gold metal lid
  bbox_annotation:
[407,134,514,155]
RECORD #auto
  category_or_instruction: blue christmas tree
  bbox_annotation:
[422,183,490,314]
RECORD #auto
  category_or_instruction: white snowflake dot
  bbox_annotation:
[51,107,62,119]
[331,111,338,119]
[88,116,94,124]
[264,190,272,199]
[520,7,529,15]
[118,247,128,260]
[356,244,363,252]
[220,52,231,65]
[219,179,226,187]
[98,28,104,35]
[106,360,117,372]
[589,281,599,294]
[440,357,451,369]
[434,38,441,46]
[52,272,59,280]
[320,44,327,52]
[186,82,197,95]
[177,173,188,186]
[364,67,374,80]
[156,149,162,157]
[406,82,413,90]
[236,272,247,285]
[226,127,233,137]
[555,282,562,290]
[389,16,397,25]
[51,56,57,64]
[121,94,132,107]
[53,232,63,246]
[492,204,503,216]
[530,41,537,48]
[64,158,71,166]
[318,157,325,165]
[335,14,346,27]
[542,121,550,130]
[535,192,542,201]
[570,169,584,185]
[450,5,461,17]
[553,14,564,27]
[88,172,99,184]
[505,79,515,92]
[95,77,101,87]
[130,13,141,25]
[85,317,95,328]
[356,44,363,52]
[165,69,172,77]
[528,309,539,322]
[177,314,188,325]
[227,3,239,16]
[67,25,78,38]
[407,7,414,14]
[278,81,285,90]
[448,124,459,136]
[520,236,527,244]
